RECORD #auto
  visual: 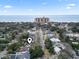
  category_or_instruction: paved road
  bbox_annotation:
[39,28,45,51]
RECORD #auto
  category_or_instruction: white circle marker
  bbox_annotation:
[27,38,32,44]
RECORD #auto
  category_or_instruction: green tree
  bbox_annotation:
[71,26,79,33]
[19,33,29,45]
[29,45,44,59]
[48,46,54,54]
[57,29,65,42]
[1,57,9,59]
[45,38,52,49]
[50,26,59,32]
[45,38,54,54]
[65,36,71,43]
[0,40,9,44]
[0,39,9,51]
[7,43,20,54]
[20,33,29,39]
[71,44,79,50]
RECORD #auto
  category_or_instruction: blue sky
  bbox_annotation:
[0,0,79,15]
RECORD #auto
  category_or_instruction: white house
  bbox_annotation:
[54,46,61,55]
[66,33,79,38]
[27,30,35,35]
[9,47,30,59]
[50,38,60,43]
[54,43,65,50]
[9,51,30,59]
[72,42,79,45]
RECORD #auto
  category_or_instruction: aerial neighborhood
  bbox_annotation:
[0,17,79,59]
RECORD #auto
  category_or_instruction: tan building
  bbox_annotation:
[34,17,49,25]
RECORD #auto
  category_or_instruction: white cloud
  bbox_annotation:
[67,3,76,7]
[65,0,68,1]
[42,2,47,5]
[0,5,1,6]
[58,0,62,2]
[3,10,7,13]
[0,10,1,12]
[58,0,68,2]
[4,5,12,8]
[28,9,33,11]
[66,3,76,9]
[66,6,71,9]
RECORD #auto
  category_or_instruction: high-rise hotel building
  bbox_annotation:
[34,17,49,25]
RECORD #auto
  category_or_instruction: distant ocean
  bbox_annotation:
[0,15,79,22]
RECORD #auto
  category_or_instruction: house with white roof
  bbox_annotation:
[9,47,30,59]
[50,37,66,55]
[72,42,79,45]
[9,52,30,59]
[54,46,61,55]
[47,32,54,38]
[65,33,79,38]
[50,38,61,43]
[31,27,36,31]
[54,43,65,50]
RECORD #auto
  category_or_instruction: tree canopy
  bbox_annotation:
[29,45,44,59]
